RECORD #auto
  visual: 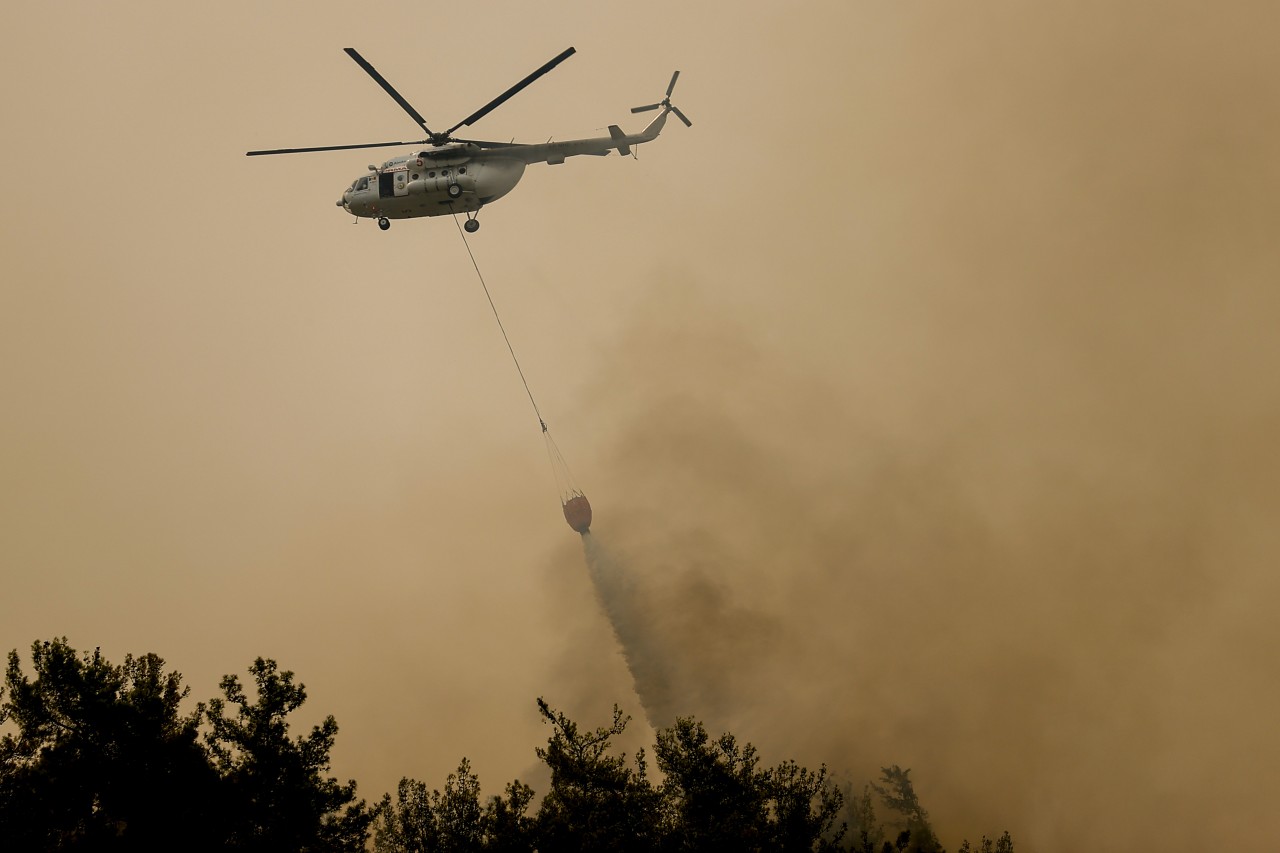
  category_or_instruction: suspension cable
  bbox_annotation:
[452,213,546,432]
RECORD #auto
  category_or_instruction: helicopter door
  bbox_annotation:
[392,170,410,197]
[378,170,395,199]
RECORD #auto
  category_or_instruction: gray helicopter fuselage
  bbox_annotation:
[340,144,525,220]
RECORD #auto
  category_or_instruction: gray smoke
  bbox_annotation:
[578,530,781,731]
[540,5,1280,848]
[578,532,671,726]
[541,271,1280,852]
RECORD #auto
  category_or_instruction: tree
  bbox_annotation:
[841,782,886,853]
[766,759,847,852]
[654,717,769,850]
[5,636,1018,853]
[482,778,536,853]
[534,698,663,852]
[203,657,372,852]
[375,703,854,853]
[957,831,1014,853]
[654,717,846,852]
[371,760,536,853]
[0,638,221,851]
[871,766,941,853]
[373,777,436,853]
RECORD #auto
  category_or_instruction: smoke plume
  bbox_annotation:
[537,6,1280,848]
[579,530,782,731]
[546,257,1278,853]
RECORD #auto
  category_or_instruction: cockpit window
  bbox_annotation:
[354,176,370,192]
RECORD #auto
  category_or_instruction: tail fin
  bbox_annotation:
[608,125,632,155]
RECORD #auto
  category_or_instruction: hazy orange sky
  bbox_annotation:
[3,2,1279,850]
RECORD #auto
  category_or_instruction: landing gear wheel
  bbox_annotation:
[464,218,480,234]
[447,184,462,199]
[377,217,390,231]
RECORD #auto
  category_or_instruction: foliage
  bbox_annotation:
[2,638,1016,852]
[203,657,372,851]
[654,717,769,849]
[533,698,664,852]
[0,638,219,851]
[371,760,535,853]
[871,765,943,853]
[0,639,369,852]
[766,758,847,852]
[841,782,886,853]
[377,703,854,853]
[483,778,537,853]
[957,831,1015,853]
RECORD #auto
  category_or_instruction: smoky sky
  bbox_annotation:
[537,4,1280,849]
[544,267,1278,850]
[3,3,1279,851]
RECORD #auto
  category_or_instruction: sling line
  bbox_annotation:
[452,213,547,433]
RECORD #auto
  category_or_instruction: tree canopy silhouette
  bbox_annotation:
[0,638,370,852]
[2,638,1014,852]
[203,657,372,851]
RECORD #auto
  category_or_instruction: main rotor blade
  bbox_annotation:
[344,48,435,137]
[666,70,680,98]
[453,138,519,149]
[247,139,428,156]
[446,46,576,135]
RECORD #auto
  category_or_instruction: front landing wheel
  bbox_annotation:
[463,218,480,234]
[377,217,390,231]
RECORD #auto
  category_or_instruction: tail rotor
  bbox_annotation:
[631,70,692,127]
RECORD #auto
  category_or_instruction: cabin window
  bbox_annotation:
[428,171,436,178]
[411,173,419,180]
[458,166,467,174]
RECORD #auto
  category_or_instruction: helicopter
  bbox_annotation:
[247,47,690,232]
